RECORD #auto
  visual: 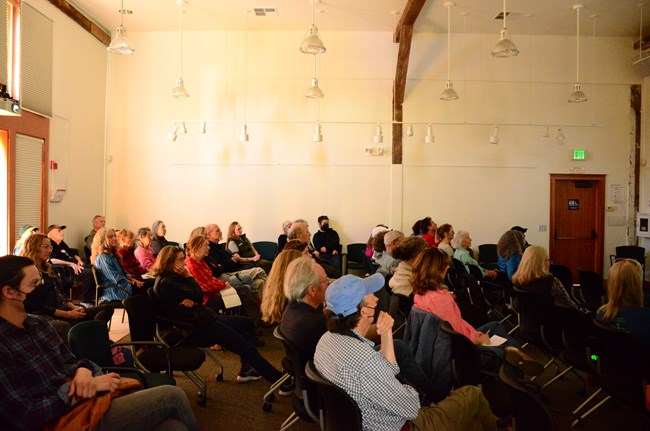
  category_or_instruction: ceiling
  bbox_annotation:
[67,0,649,38]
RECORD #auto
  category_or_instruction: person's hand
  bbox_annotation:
[475,332,490,345]
[68,368,96,399]
[485,270,497,279]
[252,254,261,262]
[132,279,144,288]
[67,309,86,320]
[320,247,327,253]
[180,299,195,308]
[93,373,121,393]
[332,250,339,255]
[75,256,84,267]
[224,282,232,290]
[374,311,394,336]
[313,250,320,258]
[69,262,82,275]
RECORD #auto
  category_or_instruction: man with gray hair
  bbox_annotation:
[376,230,404,277]
[288,220,340,279]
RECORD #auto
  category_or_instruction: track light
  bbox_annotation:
[239,124,249,142]
[167,124,178,141]
[178,122,187,134]
[313,123,323,142]
[424,124,435,144]
[556,127,566,145]
[489,126,499,144]
[198,122,206,134]
[373,124,383,144]
[405,124,414,137]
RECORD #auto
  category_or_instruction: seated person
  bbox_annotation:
[436,224,455,257]
[22,233,114,327]
[389,236,426,297]
[452,230,498,280]
[226,222,272,274]
[418,217,438,248]
[260,249,303,325]
[412,248,542,375]
[85,215,105,250]
[151,245,284,383]
[512,246,578,309]
[91,228,139,303]
[596,258,650,344]
[151,220,170,255]
[277,220,292,253]
[47,224,96,306]
[117,229,155,287]
[497,230,526,281]
[312,215,343,272]
[283,239,311,257]
[376,230,404,277]
[13,224,38,255]
[314,272,499,431]
[0,255,199,431]
[366,224,389,258]
[134,227,157,271]
[289,220,341,279]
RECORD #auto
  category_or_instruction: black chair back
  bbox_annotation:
[499,366,556,431]
[451,257,468,275]
[304,361,363,431]
[513,287,563,352]
[252,241,278,262]
[68,320,114,366]
[440,320,484,386]
[123,294,157,342]
[577,269,604,312]
[478,243,498,269]
[555,304,592,372]
[345,243,370,274]
[613,245,646,267]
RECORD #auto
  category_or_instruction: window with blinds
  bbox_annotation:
[14,133,43,238]
[21,2,52,116]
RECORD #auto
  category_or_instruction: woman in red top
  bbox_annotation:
[184,235,229,309]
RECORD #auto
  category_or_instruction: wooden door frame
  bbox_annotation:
[549,173,606,276]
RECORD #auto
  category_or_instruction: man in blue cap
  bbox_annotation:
[314,274,497,431]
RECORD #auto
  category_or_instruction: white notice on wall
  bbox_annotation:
[610,184,624,205]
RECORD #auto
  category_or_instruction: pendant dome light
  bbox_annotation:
[568,4,587,103]
[300,0,326,54]
[306,55,324,98]
[108,0,135,55]
[492,0,519,57]
[171,0,189,98]
[441,2,459,101]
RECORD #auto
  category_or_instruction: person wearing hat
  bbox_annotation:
[12,225,39,255]
[314,274,498,431]
[510,226,530,249]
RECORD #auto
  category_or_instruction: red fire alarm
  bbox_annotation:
[50,161,58,170]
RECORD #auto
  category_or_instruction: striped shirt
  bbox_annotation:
[314,330,420,431]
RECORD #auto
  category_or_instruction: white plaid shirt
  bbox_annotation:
[314,330,420,431]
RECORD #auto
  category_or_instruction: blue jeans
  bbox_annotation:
[475,321,520,372]
[185,315,282,383]
[96,385,199,431]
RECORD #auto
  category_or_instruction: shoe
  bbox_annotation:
[278,378,294,396]
[504,347,544,376]
[237,368,262,383]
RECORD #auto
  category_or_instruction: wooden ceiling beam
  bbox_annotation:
[48,0,111,46]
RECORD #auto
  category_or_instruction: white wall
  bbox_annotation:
[104,27,640,271]
[27,0,107,250]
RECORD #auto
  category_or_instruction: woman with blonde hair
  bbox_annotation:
[260,249,303,325]
[512,246,577,309]
[91,228,141,303]
[597,259,650,344]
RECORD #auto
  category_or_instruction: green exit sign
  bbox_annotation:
[572,149,586,160]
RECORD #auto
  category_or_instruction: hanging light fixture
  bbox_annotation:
[167,123,178,141]
[374,124,383,143]
[300,0,326,54]
[568,4,587,103]
[441,2,459,101]
[239,124,249,142]
[108,0,135,55]
[556,127,566,145]
[198,122,206,134]
[405,123,414,137]
[178,122,187,134]
[424,124,435,144]
[492,0,519,57]
[489,125,500,144]
[306,55,324,98]
[313,123,323,142]
[171,0,189,98]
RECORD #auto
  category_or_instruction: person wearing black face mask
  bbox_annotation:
[312,215,342,273]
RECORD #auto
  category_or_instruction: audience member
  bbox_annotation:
[260,249,303,325]
[511,246,578,309]
[314,272,499,431]
[85,215,105,250]
[510,225,530,248]
[497,230,526,281]
[47,224,96,306]
[151,246,284,384]
[22,233,114,329]
[91,228,137,303]
[13,224,38,255]
[418,217,438,248]
[371,230,388,264]
[366,224,389,258]
[436,224,454,257]
[151,220,169,254]
[288,220,340,279]
[376,230,404,277]
[134,227,157,271]
[116,229,154,286]
[227,222,272,273]
[282,239,310,257]
[389,236,426,297]
[597,259,650,344]
[0,255,199,431]
[278,220,292,253]
[412,248,541,374]
[452,230,497,279]
[312,215,342,272]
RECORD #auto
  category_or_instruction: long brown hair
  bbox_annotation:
[410,248,450,295]
[226,221,241,244]
[151,245,184,277]
[598,259,644,321]
[20,233,52,274]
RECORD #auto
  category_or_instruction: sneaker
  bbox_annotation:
[504,347,544,376]
[237,368,262,383]
[278,378,294,396]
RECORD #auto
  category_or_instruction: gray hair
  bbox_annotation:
[283,257,320,301]
[451,230,470,249]
[288,223,307,240]
[384,230,404,247]
[282,220,293,234]
[293,218,308,225]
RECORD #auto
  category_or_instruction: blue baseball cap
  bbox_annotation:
[325,273,384,318]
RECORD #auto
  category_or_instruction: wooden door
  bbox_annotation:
[549,174,605,282]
